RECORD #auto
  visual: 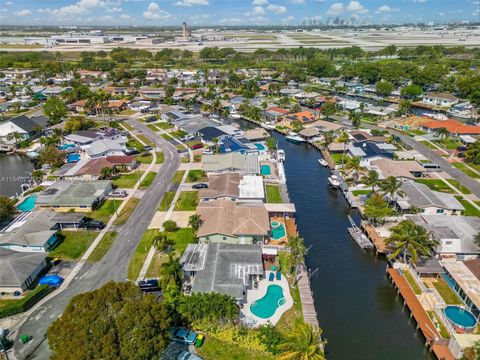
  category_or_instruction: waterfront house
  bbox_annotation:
[396,181,464,215]
[420,119,480,137]
[180,243,264,302]
[0,115,49,148]
[63,130,102,146]
[285,111,316,125]
[0,249,47,294]
[349,130,388,144]
[202,153,259,175]
[198,126,228,142]
[83,138,127,159]
[238,176,265,202]
[199,173,241,201]
[243,128,269,142]
[196,199,270,244]
[422,92,459,107]
[347,141,396,165]
[54,155,136,179]
[264,106,289,122]
[172,115,219,135]
[368,159,427,180]
[36,180,112,212]
[306,119,345,133]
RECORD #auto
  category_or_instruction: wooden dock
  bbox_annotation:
[362,222,389,254]
[296,266,319,328]
[387,268,455,360]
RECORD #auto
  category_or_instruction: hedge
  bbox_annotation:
[0,285,54,319]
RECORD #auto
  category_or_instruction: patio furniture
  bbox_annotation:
[276,271,281,281]
[269,272,274,281]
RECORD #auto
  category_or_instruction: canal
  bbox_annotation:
[234,118,433,359]
[0,154,35,197]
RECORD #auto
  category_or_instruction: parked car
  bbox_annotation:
[190,143,203,150]
[124,148,140,155]
[202,150,213,155]
[178,351,202,360]
[80,220,106,230]
[457,146,468,151]
[145,116,157,123]
[142,145,153,151]
[110,190,128,198]
[138,279,161,293]
[170,327,198,345]
[192,183,208,189]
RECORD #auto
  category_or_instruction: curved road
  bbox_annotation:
[13,120,180,360]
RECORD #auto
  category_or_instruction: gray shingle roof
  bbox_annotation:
[0,248,47,287]
[399,181,464,211]
[36,180,111,207]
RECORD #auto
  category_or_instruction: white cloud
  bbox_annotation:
[346,1,368,13]
[376,5,399,13]
[190,14,209,19]
[219,17,242,23]
[5,1,13,5]
[413,0,427,3]
[143,2,170,19]
[289,0,304,3]
[39,0,105,18]
[174,0,208,6]
[326,2,344,16]
[120,14,130,18]
[14,9,31,16]
[282,15,294,21]
[266,4,287,14]
[252,0,268,4]
[107,6,122,12]
[100,14,113,20]
[245,6,265,16]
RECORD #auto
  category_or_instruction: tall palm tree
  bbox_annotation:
[278,323,326,360]
[435,127,449,141]
[362,170,380,193]
[188,214,203,234]
[337,131,350,167]
[322,130,335,148]
[343,156,365,184]
[379,176,404,205]
[160,254,182,287]
[385,220,438,264]
[288,236,306,275]
[465,142,480,165]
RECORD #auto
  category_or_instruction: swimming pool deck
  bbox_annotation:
[241,271,293,326]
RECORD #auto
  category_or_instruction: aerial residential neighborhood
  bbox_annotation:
[1,5,480,360]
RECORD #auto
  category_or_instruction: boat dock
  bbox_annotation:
[347,215,373,249]
[296,266,319,328]
[362,222,389,254]
[386,268,455,360]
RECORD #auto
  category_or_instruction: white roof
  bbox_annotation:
[459,135,477,144]
[239,176,265,199]
[442,261,480,310]
[264,203,296,213]
[262,247,278,255]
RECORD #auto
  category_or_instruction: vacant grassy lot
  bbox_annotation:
[50,231,98,261]
[127,229,160,280]
[172,170,185,184]
[88,200,123,223]
[265,184,282,203]
[174,191,199,211]
[455,196,480,217]
[114,197,140,225]
[187,169,207,183]
[88,231,118,262]
[139,172,157,190]
[159,191,176,211]
[113,171,144,188]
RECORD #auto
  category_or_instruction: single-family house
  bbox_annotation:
[199,173,241,201]
[421,119,480,136]
[0,249,47,293]
[368,159,427,180]
[264,106,289,122]
[84,138,127,159]
[0,115,49,145]
[202,153,259,174]
[422,93,459,107]
[285,111,316,125]
[243,128,269,142]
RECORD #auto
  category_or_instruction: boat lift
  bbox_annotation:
[347,215,373,249]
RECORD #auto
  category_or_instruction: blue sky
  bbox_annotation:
[1,0,479,26]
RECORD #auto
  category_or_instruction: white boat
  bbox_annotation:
[285,132,306,144]
[328,175,341,188]
[448,109,478,121]
[318,159,328,167]
[276,149,285,162]
[262,123,275,130]
[230,111,241,119]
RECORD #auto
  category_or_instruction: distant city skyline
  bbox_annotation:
[1,0,479,26]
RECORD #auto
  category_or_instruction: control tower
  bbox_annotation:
[182,22,188,38]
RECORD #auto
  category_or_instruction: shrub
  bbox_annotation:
[258,324,284,354]
[163,220,178,232]
[177,293,238,324]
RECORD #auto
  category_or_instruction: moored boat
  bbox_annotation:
[318,158,328,167]
[328,174,341,188]
[285,132,306,144]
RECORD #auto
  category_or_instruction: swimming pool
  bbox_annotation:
[67,154,81,163]
[16,194,37,212]
[271,221,286,240]
[250,284,286,319]
[58,143,76,150]
[444,306,477,330]
[260,165,271,176]
[254,143,266,151]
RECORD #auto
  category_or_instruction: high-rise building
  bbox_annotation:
[182,22,188,38]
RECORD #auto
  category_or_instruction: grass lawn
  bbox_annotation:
[193,154,202,162]
[415,179,455,194]
[432,278,462,305]
[113,171,144,188]
[330,152,347,165]
[455,196,480,217]
[137,134,154,146]
[265,184,282,203]
[156,122,174,130]
[127,229,160,280]
[156,151,164,164]
[119,109,137,115]
[0,285,52,317]
[146,124,158,132]
[172,170,185,184]
[445,179,471,194]
[181,157,190,163]
[161,133,172,140]
[114,197,140,225]
[88,200,123,223]
[159,191,176,211]
[139,172,157,190]
[171,130,187,139]
[127,137,144,152]
[187,169,207,183]
[88,231,118,262]
[403,270,422,295]
[50,231,98,261]
[174,191,199,211]
[145,252,167,278]
[419,141,438,150]
[197,336,275,360]
[427,310,450,339]
[434,139,461,150]
[136,153,153,164]
[352,189,372,196]
[452,162,480,179]
[167,228,197,254]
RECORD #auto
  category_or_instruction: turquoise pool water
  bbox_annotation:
[17,195,37,212]
[255,143,266,151]
[260,165,271,176]
[444,306,477,329]
[271,221,286,240]
[250,284,286,319]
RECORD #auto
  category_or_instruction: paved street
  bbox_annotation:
[13,119,179,360]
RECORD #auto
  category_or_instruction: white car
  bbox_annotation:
[202,150,214,155]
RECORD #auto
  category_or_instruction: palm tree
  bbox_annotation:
[337,131,350,167]
[379,176,404,205]
[288,236,306,275]
[385,220,438,264]
[362,170,380,192]
[160,254,182,287]
[278,323,326,360]
[435,127,449,141]
[188,214,203,234]
[343,156,365,184]
[100,167,114,180]
[465,142,480,165]
[322,130,335,148]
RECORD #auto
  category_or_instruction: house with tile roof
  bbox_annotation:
[285,111,316,125]
[421,119,480,136]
